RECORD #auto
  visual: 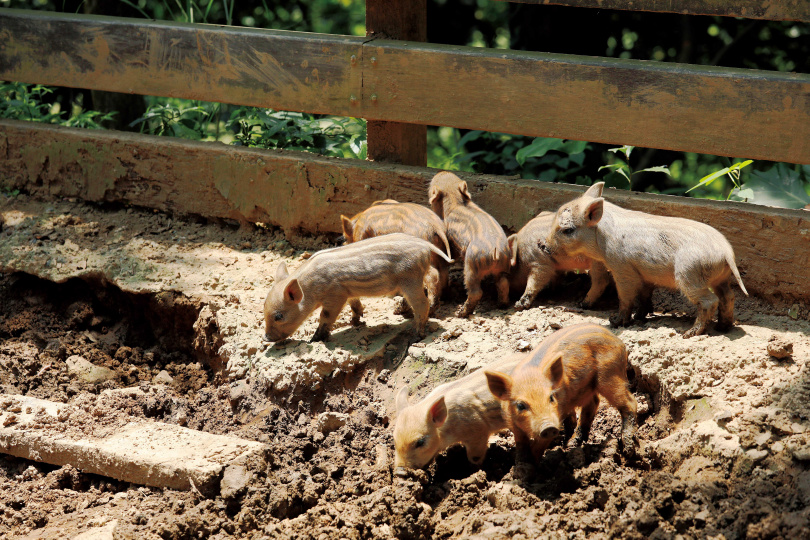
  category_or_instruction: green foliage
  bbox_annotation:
[0,81,115,129]
[228,108,366,159]
[686,160,753,197]
[130,102,211,139]
[729,163,810,209]
[597,145,671,189]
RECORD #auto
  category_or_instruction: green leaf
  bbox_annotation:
[608,145,633,159]
[738,163,810,209]
[617,168,632,184]
[515,137,565,166]
[559,140,589,155]
[634,165,671,176]
[686,161,753,193]
[598,163,624,173]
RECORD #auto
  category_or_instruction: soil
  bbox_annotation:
[0,193,809,539]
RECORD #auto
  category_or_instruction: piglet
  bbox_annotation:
[263,233,452,342]
[485,323,637,463]
[508,211,611,311]
[340,199,451,314]
[544,182,747,337]
[393,353,524,472]
[429,171,510,317]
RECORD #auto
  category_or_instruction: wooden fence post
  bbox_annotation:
[365,0,428,166]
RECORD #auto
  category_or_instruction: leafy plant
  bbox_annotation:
[729,163,810,209]
[598,145,671,189]
[130,102,211,139]
[0,81,115,128]
[686,159,753,198]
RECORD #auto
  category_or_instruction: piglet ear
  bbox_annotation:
[284,278,303,304]
[584,198,604,227]
[584,182,604,198]
[458,181,471,201]
[395,386,410,414]
[507,235,518,266]
[485,371,513,401]
[275,262,289,281]
[428,186,440,206]
[340,215,354,240]
[546,354,564,387]
[428,396,447,427]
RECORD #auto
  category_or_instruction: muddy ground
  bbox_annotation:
[0,193,809,539]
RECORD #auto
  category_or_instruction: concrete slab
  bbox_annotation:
[0,394,268,495]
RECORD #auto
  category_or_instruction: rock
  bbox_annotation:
[152,370,173,385]
[229,380,250,408]
[0,394,268,495]
[316,412,348,435]
[516,340,531,351]
[66,355,116,384]
[745,448,769,462]
[73,519,119,540]
[220,464,251,499]
[767,336,793,359]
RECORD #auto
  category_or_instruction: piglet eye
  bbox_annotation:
[562,227,576,236]
[549,394,556,403]
[414,436,427,449]
[515,401,528,412]
[274,312,284,321]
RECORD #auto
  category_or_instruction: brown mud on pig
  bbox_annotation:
[340,200,451,314]
[263,233,452,343]
[393,353,524,473]
[485,323,637,464]
[508,211,611,311]
[428,171,510,317]
[544,182,748,338]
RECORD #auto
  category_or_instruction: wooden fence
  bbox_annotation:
[0,3,809,302]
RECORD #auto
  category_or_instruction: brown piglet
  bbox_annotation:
[485,323,637,463]
[508,211,611,311]
[393,353,524,473]
[544,182,748,337]
[263,233,452,342]
[340,199,452,314]
[428,171,510,317]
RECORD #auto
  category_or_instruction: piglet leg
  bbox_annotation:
[311,298,347,342]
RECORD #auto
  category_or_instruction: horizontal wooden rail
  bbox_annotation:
[2,9,810,164]
[497,0,810,22]
[0,9,363,116]
[1,120,808,302]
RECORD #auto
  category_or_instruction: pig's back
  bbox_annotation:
[520,323,616,370]
[357,203,444,246]
[305,234,435,292]
[447,203,509,269]
[600,203,736,282]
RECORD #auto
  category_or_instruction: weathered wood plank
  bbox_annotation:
[1,120,808,302]
[0,9,363,116]
[366,0,427,166]
[363,40,810,164]
[496,0,810,23]
[1,10,809,164]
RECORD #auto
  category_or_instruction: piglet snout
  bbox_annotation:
[540,425,560,439]
[263,333,273,343]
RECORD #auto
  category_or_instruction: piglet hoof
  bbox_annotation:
[310,327,331,342]
[350,316,365,327]
[455,305,473,319]
[578,300,594,310]
[714,321,734,333]
[609,314,632,328]
[514,297,531,311]
[621,439,638,459]
[682,325,705,339]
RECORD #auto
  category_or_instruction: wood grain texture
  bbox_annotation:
[366,0,427,166]
[495,0,810,22]
[363,40,810,164]
[1,120,808,302]
[2,10,808,164]
[0,9,363,116]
